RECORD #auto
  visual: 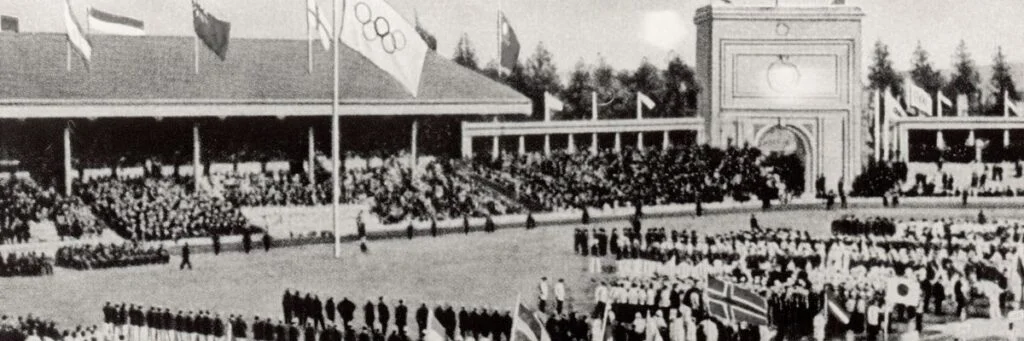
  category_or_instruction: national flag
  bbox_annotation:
[905,80,932,116]
[884,277,921,308]
[543,92,564,122]
[937,91,952,116]
[340,0,428,96]
[824,292,850,325]
[705,276,769,326]
[1005,90,1021,117]
[192,1,231,60]
[306,0,332,50]
[87,8,145,36]
[511,301,551,341]
[1,15,18,33]
[62,0,92,63]
[425,308,447,341]
[498,11,520,73]
[637,92,656,119]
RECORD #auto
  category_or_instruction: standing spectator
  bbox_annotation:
[242,230,252,254]
[180,243,193,270]
[554,279,567,314]
[262,233,272,252]
[212,233,221,255]
[395,300,407,335]
[538,277,550,312]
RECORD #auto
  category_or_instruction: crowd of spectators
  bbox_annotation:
[0,177,100,244]
[73,176,249,241]
[474,145,768,212]
[216,171,329,207]
[0,252,52,277]
[0,314,71,341]
[55,243,170,270]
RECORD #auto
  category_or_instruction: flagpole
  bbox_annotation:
[509,293,520,341]
[307,0,312,74]
[496,0,501,77]
[331,0,342,258]
[66,41,71,71]
[194,35,199,74]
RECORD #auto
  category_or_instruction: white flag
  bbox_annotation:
[544,92,564,121]
[340,0,428,96]
[636,91,656,119]
[63,0,92,63]
[306,0,332,50]
[936,91,952,116]
[1005,90,1021,117]
[884,88,906,119]
[905,80,932,116]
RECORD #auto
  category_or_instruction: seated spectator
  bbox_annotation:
[55,243,170,270]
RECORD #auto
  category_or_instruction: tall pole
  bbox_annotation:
[331,0,342,258]
[410,119,418,176]
[306,0,313,74]
[194,36,199,74]
[496,0,501,76]
[193,123,201,192]
[308,126,316,185]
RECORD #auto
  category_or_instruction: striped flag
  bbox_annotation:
[306,0,332,50]
[62,0,92,63]
[1,15,18,33]
[87,8,145,35]
[511,301,551,341]
[825,292,850,324]
[705,276,769,326]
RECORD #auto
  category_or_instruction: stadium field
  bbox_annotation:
[4,206,1024,336]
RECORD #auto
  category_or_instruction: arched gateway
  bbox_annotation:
[694,1,864,196]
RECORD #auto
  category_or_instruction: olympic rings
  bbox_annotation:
[353,1,407,54]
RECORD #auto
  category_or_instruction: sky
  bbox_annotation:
[3,0,1024,81]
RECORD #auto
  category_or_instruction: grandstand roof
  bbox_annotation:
[0,33,532,118]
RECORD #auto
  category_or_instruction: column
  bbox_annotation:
[1004,129,1011,147]
[192,123,201,192]
[307,127,316,185]
[410,119,419,175]
[614,133,622,152]
[662,131,670,150]
[63,123,72,196]
[591,133,598,154]
[637,132,644,150]
[461,135,473,159]
[567,134,576,153]
[898,127,909,162]
[491,135,499,160]
[543,134,551,156]
[517,135,526,155]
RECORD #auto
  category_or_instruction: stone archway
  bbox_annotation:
[755,124,814,197]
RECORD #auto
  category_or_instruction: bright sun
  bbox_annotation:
[640,10,687,51]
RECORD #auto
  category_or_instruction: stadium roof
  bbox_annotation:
[0,33,531,118]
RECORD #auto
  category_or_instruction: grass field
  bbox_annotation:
[4,206,1024,335]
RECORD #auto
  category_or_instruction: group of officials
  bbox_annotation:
[0,251,53,277]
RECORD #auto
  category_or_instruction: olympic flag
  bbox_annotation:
[340,0,428,96]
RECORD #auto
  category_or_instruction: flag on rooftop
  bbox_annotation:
[306,0,332,50]
[544,92,564,121]
[192,0,231,60]
[905,80,932,116]
[87,8,145,36]
[62,0,92,63]
[339,0,428,96]
[637,91,656,119]
[1,15,18,33]
[1005,90,1021,117]
[499,12,520,72]
[937,91,952,116]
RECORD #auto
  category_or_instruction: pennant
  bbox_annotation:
[637,92,656,119]
[544,92,564,121]
[192,1,231,60]
[1005,90,1021,117]
[306,0,333,50]
[498,12,520,73]
[88,8,145,36]
[1,15,18,33]
[63,0,92,63]
[905,80,932,116]
[937,91,952,116]
[340,0,428,96]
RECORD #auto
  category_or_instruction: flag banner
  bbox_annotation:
[885,277,921,307]
[425,309,447,341]
[956,94,969,117]
[706,276,769,326]
[825,292,850,324]
[637,91,656,119]
[192,1,231,60]
[1,15,18,32]
[905,81,932,116]
[88,8,145,35]
[340,0,428,96]
[512,302,551,341]
[499,12,520,72]
[1005,91,1021,117]
[63,0,92,63]
[884,88,906,119]
[306,0,332,50]
[544,92,564,121]
[937,91,952,116]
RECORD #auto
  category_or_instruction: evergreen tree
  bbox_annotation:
[561,60,594,120]
[990,46,1020,115]
[867,40,903,96]
[590,56,626,119]
[524,42,563,119]
[627,58,666,117]
[946,40,980,113]
[452,34,478,71]
[909,42,945,95]
[480,60,501,81]
[662,56,699,117]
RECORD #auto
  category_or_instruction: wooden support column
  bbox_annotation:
[63,123,72,196]
[193,123,201,192]
[307,127,316,185]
